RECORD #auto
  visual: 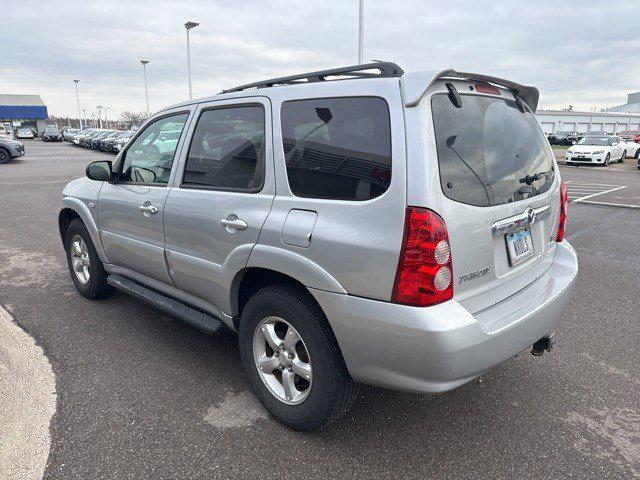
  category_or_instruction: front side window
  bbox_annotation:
[432,93,555,207]
[120,113,189,184]
[182,105,265,191]
[281,97,391,201]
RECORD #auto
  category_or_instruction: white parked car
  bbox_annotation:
[565,135,626,165]
[15,128,35,139]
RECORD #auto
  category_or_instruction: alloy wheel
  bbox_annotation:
[70,235,91,284]
[252,316,313,405]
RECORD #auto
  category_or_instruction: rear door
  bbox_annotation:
[426,83,559,313]
[163,97,274,313]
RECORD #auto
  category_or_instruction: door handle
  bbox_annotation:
[220,215,247,231]
[139,203,158,216]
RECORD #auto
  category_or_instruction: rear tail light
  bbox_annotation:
[392,207,453,307]
[556,181,568,242]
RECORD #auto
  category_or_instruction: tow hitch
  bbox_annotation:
[531,333,555,356]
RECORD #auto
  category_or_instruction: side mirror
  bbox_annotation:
[86,160,113,181]
[572,141,576,145]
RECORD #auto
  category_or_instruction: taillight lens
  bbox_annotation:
[556,181,568,242]
[392,207,453,307]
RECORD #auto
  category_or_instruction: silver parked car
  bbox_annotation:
[58,63,578,431]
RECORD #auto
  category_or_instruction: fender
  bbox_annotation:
[246,244,347,295]
[59,196,108,263]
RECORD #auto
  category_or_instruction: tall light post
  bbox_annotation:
[96,106,103,128]
[104,106,110,129]
[140,60,150,116]
[184,21,199,100]
[73,80,82,130]
[357,0,364,64]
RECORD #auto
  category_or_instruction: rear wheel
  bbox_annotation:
[0,148,10,164]
[65,218,112,299]
[239,284,357,431]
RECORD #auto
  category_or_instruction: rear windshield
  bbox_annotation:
[432,93,555,207]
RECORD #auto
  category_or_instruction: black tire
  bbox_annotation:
[239,284,357,431]
[635,149,640,160]
[65,218,112,299]
[0,148,10,164]
[604,153,610,166]
[619,151,626,163]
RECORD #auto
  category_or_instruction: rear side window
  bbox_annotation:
[432,93,555,207]
[183,105,265,192]
[281,97,391,201]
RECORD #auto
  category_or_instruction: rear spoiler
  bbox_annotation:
[401,68,540,112]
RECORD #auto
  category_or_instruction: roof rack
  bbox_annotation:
[221,62,404,94]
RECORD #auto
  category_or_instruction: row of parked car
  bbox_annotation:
[547,129,640,146]
[64,128,136,153]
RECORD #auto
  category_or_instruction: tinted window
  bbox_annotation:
[120,113,188,184]
[281,97,391,200]
[432,94,555,207]
[183,105,264,191]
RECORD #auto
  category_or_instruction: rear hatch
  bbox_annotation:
[426,80,559,314]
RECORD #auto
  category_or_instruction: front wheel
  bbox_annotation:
[65,218,112,299]
[0,148,10,164]
[239,284,357,431]
[604,153,610,166]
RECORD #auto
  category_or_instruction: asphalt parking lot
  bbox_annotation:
[1,140,639,479]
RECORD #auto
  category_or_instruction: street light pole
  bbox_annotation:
[96,106,103,128]
[140,60,150,117]
[73,80,82,130]
[184,21,199,100]
[358,0,364,64]
[104,106,110,129]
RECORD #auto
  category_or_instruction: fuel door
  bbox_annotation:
[281,209,318,248]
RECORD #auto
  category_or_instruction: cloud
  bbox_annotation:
[1,0,638,118]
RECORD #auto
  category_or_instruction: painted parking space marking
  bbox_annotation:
[565,181,628,204]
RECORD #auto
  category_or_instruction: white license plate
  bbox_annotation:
[506,228,534,266]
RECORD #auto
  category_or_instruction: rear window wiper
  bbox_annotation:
[519,170,552,185]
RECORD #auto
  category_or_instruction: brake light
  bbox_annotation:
[474,83,501,96]
[392,207,453,307]
[556,181,568,242]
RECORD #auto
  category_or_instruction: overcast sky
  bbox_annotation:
[3,1,639,120]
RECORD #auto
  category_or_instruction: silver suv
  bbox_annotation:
[58,63,578,431]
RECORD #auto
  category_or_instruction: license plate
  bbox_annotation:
[506,228,534,266]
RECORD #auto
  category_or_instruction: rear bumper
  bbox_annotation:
[310,240,578,394]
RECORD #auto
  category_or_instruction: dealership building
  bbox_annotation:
[536,90,640,134]
[0,94,48,135]
[536,109,640,135]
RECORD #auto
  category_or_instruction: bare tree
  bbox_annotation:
[119,111,149,129]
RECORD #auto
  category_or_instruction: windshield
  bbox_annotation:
[431,93,555,207]
[577,136,609,146]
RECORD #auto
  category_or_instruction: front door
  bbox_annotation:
[163,98,274,314]
[98,110,191,284]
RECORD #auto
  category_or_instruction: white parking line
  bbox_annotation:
[572,185,627,204]
[576,199,640,209]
